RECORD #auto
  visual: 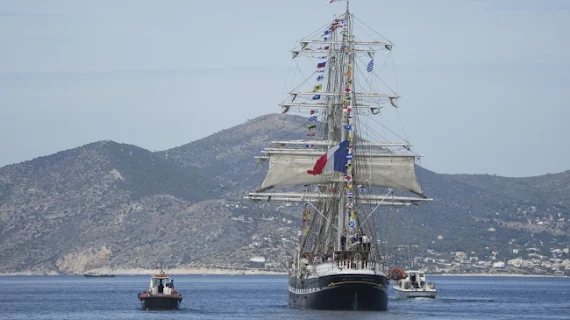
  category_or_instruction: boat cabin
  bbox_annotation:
[393,269,437,299]
[148,272,176,295]
[407,271,426,288]
[398,270,434,290]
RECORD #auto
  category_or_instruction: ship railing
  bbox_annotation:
[333,250,378,271]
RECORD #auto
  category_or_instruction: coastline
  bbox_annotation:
[0,267,287,276]
[431,273,563,278]
[0,268,566,277]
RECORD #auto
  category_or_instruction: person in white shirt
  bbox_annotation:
[362,234,370,251]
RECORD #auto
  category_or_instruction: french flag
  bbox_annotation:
[307,140,350,175]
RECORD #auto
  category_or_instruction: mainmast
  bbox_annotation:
[246,0,432,263]
[336,1,354,251]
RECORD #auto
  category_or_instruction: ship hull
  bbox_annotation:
[393,287,436,299]
[138,295,182,310]
[288,273,389,311]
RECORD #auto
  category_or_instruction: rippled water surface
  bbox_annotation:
[1,275,569,319]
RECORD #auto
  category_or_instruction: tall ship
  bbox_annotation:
[246,0,431,311]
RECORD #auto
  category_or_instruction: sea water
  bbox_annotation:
[1,275,569,319]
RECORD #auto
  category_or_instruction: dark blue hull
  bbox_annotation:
[288,273,389,311]
[139,296,181,310]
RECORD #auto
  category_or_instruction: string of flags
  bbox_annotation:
[307,109,317,137]
[292,16,344,59]
[305,19,341,144]
[304,15,357,234]
[303,205,311,222]
[342,47,357,231]
[306,50,324,145]
[296,13,382,234]
[310,34,329,102]
[296,11,387,235]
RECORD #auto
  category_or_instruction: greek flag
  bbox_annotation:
[367,59,374,72]
[349,221,355,228]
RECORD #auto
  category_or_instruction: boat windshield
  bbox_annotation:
[151,278,171,287]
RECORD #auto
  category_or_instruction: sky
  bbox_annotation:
[0,0,569,177]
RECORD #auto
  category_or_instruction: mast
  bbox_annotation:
[246,0,432,267]
[337,1,352,251]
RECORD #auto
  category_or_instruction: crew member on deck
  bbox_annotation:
[362,234,370,251]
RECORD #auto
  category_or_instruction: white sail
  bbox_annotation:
[354,156,423,195]
[258,152,423,195]
[258,153,330,191]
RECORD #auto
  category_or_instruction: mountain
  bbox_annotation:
[158,113,309,195]
[0,141,230,274]
[406,167,570,259]
[0,114,568,275]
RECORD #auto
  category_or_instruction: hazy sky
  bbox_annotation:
[1,0,568,177]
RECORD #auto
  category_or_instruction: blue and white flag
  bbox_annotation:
[367,59,374,72]
[349,220,355,228]
[309,116,318,121]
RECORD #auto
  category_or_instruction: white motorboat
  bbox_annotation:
[392,270,436,299]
